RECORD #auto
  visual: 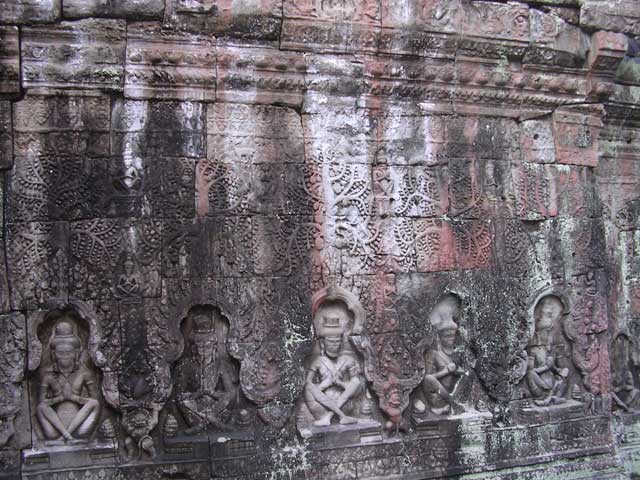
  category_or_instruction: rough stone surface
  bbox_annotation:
[581,0,640,36]
[21,19,126,91]
[0,101,12,170]
[0,26,20,95]
[1,1,640,480]
[164,0,282,40]
[63,0,164,19]
[0,0,60,24]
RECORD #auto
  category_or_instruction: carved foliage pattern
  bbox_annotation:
[0,33,624,474]
[70,219,162,301]
[0,314,26,448]
[6,222,68,309]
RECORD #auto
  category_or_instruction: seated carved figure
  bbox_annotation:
[526,296,568,407]
[297,287,374,436]
[36,321,100,442]
[414,295,466,417]
[174,307,238,434]
[115,255,141,298]
[303,334,364,427]
[113,153,142,192]
[613,371,640,412]
[417,318,466,416]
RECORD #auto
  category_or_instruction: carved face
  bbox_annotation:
[130,409,150,429]
[50,321,81,373]
[193,333,216,360]
[322,335,343,359]
[52,340,81,374]
[191,312,217,359]
[540,305,554,326]
[439,328,457,350]
[124,258,135,275]
[626,371,634,387]
[535,297,561,332]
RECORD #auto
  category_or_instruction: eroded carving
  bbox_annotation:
[173,306,245,435]
[511,293,588,421]
[413,295,467,417]
[122,405,159,459]
[525,296,569,407]
[0,314,26,448]
[612,333,640,412]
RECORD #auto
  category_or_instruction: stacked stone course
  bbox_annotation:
[1,1,640,479]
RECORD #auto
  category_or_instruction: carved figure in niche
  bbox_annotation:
[115,254,141,298]
[173,306,241,434]
[36,320,100,443]
[525,295,569,406]
[304,333,364,426]
[414,294,467,417]
[297,286,378,438]
[113,152,142,192]
[613,371,640,412]
[612,332,640,412]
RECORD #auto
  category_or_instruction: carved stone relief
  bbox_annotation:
[296,286,382,443]
[0,27,19,96]
[1,1,638,478]
[6,222,69,310]
[0,0,60,23]
[125,22,216,102]
[23,301,117,473]
[523,295,571,407]
[163,0,282,40]
[282,0,381,53]
[35,320,101,442]
[413,295,468,418]
[21,20,126,91]
[0,313,27,449]
[170,305,248,437]
[612,332,640,413]
[512,293,589,420]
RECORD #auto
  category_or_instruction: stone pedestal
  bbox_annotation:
[299,419,383,448]
[22,441,116,475]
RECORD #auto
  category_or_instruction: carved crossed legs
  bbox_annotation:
[37,399,100,441]
[527,369,568,406]
[67,399,100,437]
[614,386,640,412]
[306,378,363,427]
[178,392,234,434]
[422,374,461,415]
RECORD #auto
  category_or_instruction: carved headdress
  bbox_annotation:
[49,320,81,351]
[49,320,82,371]
[535,295,563,331]
[429,294,461,334]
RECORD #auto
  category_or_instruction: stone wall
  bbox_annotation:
[0,1,640,479]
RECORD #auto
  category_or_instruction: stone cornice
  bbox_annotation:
[0,2,637,119]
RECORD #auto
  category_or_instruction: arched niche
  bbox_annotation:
[311,285,366,337]
[27,299,111,444]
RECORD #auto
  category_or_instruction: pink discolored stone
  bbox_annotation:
[552,108,604,167]
[588,30,628,74]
